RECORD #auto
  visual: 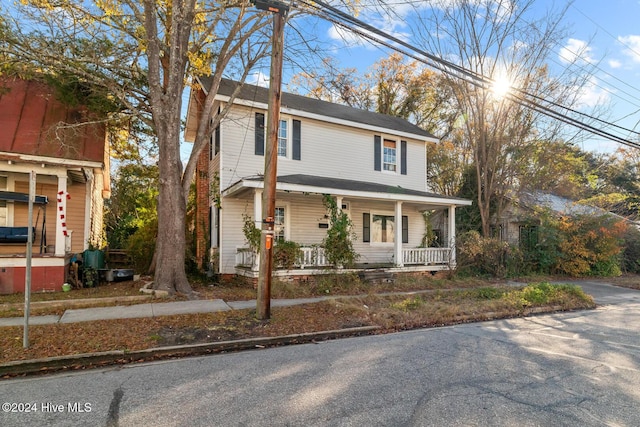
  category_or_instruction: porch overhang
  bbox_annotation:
[222,174,472,208]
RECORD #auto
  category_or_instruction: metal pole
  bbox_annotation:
[23,171,36,348]
[257,11,286,320]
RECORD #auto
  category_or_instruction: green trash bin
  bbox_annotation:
[83,249,105,269]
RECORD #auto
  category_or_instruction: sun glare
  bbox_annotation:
[491,74,512,100]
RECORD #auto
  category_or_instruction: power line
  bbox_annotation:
[297,0,640,150]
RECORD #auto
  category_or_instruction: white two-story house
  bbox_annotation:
[185,78,471,278]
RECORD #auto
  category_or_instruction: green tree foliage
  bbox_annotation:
[1,0,274,295]
[105,163,159,249]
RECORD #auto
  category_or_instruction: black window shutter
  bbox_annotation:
[215,125,220,156]
[374,135,381,171]
[292,119,301,160]
[255,112,265,156]
[402,215,409,244]
[363,213,370,242]
[401,140,407,175]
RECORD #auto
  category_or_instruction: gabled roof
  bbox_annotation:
[520,191,621,218]
[197,77,437,140]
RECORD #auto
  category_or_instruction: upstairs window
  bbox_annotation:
[374,136,407,174]
[277,119,288,158]
[383,139,396,172]
[255,113,301,160]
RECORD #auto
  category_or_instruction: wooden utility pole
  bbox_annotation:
[255,0,288,320]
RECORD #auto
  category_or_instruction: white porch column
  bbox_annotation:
[55,175,68,256]
[253,189,263,271]
[336,196,343,213]
[254,189,263,229]
[394,201,403,267]
[448,205,456,266]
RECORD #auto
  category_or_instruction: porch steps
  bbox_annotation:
[358,269,395,284]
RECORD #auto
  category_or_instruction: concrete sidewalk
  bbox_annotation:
[2,281,634,328]
[0,296,333,327]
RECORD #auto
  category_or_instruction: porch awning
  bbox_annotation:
[0,191,48,204]
[222,174,472,208]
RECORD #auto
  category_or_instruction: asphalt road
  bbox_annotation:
[1,281,639,427]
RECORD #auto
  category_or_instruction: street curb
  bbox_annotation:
[0,326,380,377]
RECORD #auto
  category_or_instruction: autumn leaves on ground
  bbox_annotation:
[0,274,610,366]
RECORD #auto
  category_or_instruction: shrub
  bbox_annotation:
[622,226,640,273]
[456,231,510,277]
[322,195,358,268]
[126,218,157,273]
[273,240,302,270]
[554,214,626,277]
[242,213,261,253]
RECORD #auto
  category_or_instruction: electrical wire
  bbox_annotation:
[296,0,640,150]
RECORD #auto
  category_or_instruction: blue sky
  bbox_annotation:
[182,1,640,160]
[276,0,640,155]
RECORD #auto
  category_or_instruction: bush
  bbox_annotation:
[322,195,358,268]
[622,226,640,273]
[456,231,510,277]
[273,240,302,270]
[126,218,157,273]
[554,214,626,277]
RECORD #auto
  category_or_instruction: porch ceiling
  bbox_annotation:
[223,174,472,208]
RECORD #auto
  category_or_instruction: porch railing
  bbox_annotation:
[236,247,257,270]
[298,246,330,269]
[236,246,451,269]
[402,247,451,266]
[235,246,331,270]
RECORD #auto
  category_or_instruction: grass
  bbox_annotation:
[0,275,599,368]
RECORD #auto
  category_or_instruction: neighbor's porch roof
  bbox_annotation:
[223,174,472,208]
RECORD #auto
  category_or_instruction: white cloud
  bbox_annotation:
[327,15,410,51]
[328,24,374,49]
[574,76,610,108]
[618,35,640,63]
[559,38,595,64]
[608,59,622,69]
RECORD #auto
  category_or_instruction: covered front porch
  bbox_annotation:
[217,174,472,278]
[235,236,454,275]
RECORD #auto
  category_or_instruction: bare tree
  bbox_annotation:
[1,0,273,295]
[406,0,604,235]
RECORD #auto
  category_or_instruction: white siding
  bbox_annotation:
[219,192,432,274]
[218,105,428,193]
[219,195,254,274]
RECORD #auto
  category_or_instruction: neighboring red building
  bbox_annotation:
[0,76,111,293]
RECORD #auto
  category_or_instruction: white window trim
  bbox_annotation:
[368,210,396,246]
[274,202,291,241]
[263,113,292,160]
[381,136,399,175]
[2,175,15,227]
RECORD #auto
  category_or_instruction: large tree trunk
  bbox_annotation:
[154,132,192,296]
[143,0,195,297]
[151,98,193,296]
